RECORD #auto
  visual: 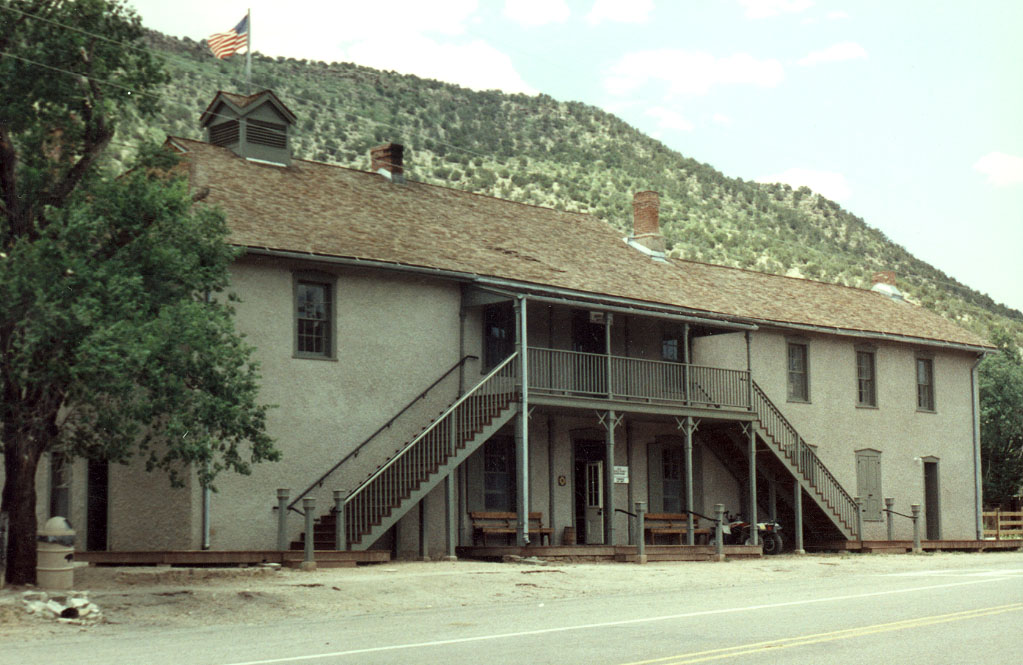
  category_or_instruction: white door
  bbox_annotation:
[584,461,604,544]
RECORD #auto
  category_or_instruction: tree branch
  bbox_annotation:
[0,122,22,241]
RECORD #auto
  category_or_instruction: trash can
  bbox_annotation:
[37,516,75,590]
[562,526,576,546]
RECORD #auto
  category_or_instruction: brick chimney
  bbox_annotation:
[870,270,905,301]
[872,271,897,287]
[371,143,405,183]
[630,191,665,255]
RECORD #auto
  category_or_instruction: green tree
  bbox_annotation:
[1,0,277,584]
[979,330,1023,507]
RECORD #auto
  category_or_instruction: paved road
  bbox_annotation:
[6,557,1023,665]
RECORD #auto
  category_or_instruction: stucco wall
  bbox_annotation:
[696,328,980,539]
[203,257,463,550]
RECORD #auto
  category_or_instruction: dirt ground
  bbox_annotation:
[2,550,1022,641]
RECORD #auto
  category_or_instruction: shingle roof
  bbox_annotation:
[171,137,990,351]
[199,90,297,128]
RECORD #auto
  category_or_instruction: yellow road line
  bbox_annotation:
[621,603,1023,665]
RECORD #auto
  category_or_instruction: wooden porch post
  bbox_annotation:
[547,415,556,545]
[745,422,759,546]
[603,410,618,546]
[514,295,530,546]
[794,482,805,554]
[444,475,457,560]
[683,323,691,404]
[605,313,613,399]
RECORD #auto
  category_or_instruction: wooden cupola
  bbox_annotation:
[200,90,297,166]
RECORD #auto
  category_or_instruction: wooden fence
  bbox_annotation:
[982,510,1023,540]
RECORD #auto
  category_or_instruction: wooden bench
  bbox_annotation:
[470,511,553,546]
[644,512,712,545]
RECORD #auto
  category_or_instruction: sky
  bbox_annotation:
[127,0,1023,313]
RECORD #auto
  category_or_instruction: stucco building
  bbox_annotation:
[32,90,993,556]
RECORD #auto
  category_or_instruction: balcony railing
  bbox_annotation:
[527,347,751,410]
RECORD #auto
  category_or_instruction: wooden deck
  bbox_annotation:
[807,539,1023,553]
[76,549,391,568]
[456,544,762,562]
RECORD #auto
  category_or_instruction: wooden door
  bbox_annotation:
[856,450,881,521]
[584,461,604,544]
[924,460,941,540]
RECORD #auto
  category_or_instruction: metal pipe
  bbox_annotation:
[515,295,530,546]
[793,483,805,554]
[970,354,984,540]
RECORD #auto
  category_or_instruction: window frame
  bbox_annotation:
[482,302,515,372]
[786,340,810,403]
[915,354,936,412]
[855,346,878,408]
[293,272,337,360]
[482,436,516,511]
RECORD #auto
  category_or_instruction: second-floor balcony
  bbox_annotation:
[526,347,751,412]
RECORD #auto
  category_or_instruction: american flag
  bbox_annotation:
[207,15,249,59]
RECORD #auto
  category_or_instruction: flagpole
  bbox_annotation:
[245,8,252,93]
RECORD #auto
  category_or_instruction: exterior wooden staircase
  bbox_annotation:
[295,353,520,552]
[747,380,859,539]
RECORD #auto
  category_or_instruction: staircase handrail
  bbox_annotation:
[751,380,859,535]
[343,351,519,508]
[287,354,478,513]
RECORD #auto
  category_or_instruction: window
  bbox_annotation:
[916,357,935,411]
[856,350,877,407]
[483,303,515,371]
[787,342,809,402]
[483,437,516,511]
[294,277,333,358]
[661,337,681,363]
[49,452,70,519]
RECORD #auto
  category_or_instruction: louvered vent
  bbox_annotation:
[247,119,287,149]
[209,120,240,146]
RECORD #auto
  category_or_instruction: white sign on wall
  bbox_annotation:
[613,466,629,484]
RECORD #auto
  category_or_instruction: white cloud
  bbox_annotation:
[798,42,867,66]
[827,10,849,20]
[587,0,654,25]
[329,0,479,40]
[605,49,784,97]
[344,34,537,95]
[974,152,1023,186]
[739,0,814,19]
[503,0,570,26]
[756,168,851,201]
[645,107,694,132]
[712,113,733,126]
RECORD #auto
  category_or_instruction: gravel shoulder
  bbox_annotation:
[2,550,1022,641]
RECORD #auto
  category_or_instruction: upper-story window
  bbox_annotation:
[294,276,334,359]
[787,341,809,402]
[916,356,935,411]
[856,349,877,407]
[483,303,515,371]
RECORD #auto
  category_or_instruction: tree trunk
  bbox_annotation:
[2,432,45,585]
